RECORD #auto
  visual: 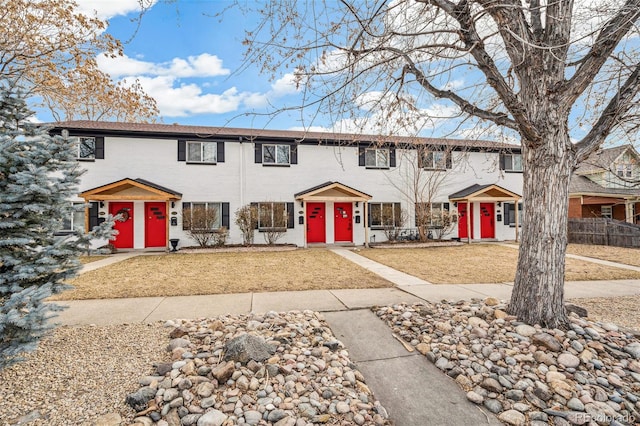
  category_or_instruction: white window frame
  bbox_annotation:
[503,153,523,172]
[369,202,401,229]
[257,202,288,230]
[616,163,632,178]
[422,151,447,170]
[365,148,390,169]
[416,202,450,227]
[76,137,96,160]
[182,202,222,231]
[601,205,613,219]
[61,202,85,233]
[186,141,217,164]
[263,144,290,165]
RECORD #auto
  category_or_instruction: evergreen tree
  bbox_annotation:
[0,84,113,369]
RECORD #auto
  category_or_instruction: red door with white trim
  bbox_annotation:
[145,202,167,248]
[458,203,474,239]
[306,203,326,243]
[480,203,495,239]
[334,203,353,242]
[109,202,134,249]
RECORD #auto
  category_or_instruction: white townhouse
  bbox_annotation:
[50,121,524,250]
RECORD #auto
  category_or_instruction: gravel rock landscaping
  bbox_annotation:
[0,323,169,426]
[125,311,391,426]
[376,299,640,426]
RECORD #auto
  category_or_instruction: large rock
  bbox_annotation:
[125,386,157,412]
[624,342,640,359]
[532,333,562,352]
[197,409,228,426]
[498,409,526,426]
[223,333,276,364]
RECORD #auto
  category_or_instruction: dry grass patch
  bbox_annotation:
[52,250,391,300]
[567,244,640,267]
[359,244,640,284]
[570,296,640,332]
[78,255,109,264]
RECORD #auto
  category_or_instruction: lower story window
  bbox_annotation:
[62,202,86,233]
[601,205,613,219]
[257,202,288,230]
[369,202,402,229]
[182,202,222,230]
[504,202,523,226]
[415,202,450,227]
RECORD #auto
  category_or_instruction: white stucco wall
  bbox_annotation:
[75,136,523,248]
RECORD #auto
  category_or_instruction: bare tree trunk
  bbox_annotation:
[509,127,576,328]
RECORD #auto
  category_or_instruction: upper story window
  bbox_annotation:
[187,141,217,164]
[77,137,96,160]
[263,144,290,165]
[178,140,224,164]
[420,150,452,170]
[616,163,633,178]
[501,153,523,172]
[365,148,390,168]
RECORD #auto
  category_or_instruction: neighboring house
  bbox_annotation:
[49,121,524,249]
[569,145,640,224]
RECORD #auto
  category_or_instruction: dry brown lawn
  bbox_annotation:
[52,250,392,300]
[78,256,109,264]
[359,244,640,284]
[566,244,640,267]
[570,295,640,332]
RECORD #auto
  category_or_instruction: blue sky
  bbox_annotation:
[68,0,306,130]
[36,0,637,146]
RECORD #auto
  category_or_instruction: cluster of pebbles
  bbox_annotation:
[125,310,391,426]
[375,298,640,426]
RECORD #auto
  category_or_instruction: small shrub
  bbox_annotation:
[235,205,258,245]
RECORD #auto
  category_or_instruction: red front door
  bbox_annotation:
[145,202,167,248]
[480,203,495,239]
[109,202,134,249]
[458,203,474,239]
[306,202,326,243]
[334,203,353,242]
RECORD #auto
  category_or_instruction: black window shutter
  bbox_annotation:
[445,151,452,169]
[367,203,372,227]
[358,146,366,166]
[217,142,225,163]
[443,202,450,211]
[94,137,105,159]
[389,147,396,167]
[499,153,506,170]
[178,140,186,161]
[222,202,230,228]
[88,202,99,230]
[290,145,298,164]
[255,143,263,163]
[287,202,294,228]
[250,202,259,229]
[182,202,191,230]
[417,148,424,168]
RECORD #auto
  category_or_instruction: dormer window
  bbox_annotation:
[617,163,632,178]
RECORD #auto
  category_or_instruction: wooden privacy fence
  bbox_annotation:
[568,218,640,248]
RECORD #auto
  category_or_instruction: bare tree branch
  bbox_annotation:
[575,63,640,162]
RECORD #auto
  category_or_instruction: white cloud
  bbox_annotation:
[97,53,230,78]
[129,76,245,116]
[243,72,301,108]
[75,0,158,21]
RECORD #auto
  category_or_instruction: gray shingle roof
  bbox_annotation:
[49,120,520,150]
[575,145,630,175]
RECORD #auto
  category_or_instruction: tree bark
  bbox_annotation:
[509,124,576,328]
